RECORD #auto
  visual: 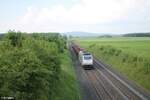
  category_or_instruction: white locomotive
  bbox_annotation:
[71,43,94,69]
[79,51,93,69]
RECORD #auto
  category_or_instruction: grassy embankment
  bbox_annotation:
[75,37,150,91]
[52,50,81,100]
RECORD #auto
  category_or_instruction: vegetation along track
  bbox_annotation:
[69,43,150,100]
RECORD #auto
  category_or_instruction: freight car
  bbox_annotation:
[71,43,93,69]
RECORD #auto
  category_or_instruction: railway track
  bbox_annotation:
[69,44,150,100]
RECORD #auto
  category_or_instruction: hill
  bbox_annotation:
[63,31,100,37]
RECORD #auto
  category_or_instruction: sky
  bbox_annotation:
[0,0,150,34]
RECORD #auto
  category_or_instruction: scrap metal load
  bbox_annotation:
[71,42,93,69]
[71,43,82,56]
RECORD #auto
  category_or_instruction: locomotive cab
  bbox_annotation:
[79,51,93,69]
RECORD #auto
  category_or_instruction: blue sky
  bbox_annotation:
[0,0,150,34]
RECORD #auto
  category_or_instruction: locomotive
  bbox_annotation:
[71,42,93,69]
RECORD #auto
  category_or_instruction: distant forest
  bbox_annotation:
[123,33,150,37]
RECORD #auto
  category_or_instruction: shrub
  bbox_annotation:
[0,32,66,100]
[115,50,122,56]
[144,59,150,74]
[99,46,104,51]
[5,30,25,47]
[132,56,138,62]
[89,44,96,48]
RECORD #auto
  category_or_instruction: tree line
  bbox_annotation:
[0,31,67,100]
[123,33,150,37]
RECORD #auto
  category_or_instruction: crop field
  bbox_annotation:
[75,37,150,91]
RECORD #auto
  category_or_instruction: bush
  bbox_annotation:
[31,33,67,53]
[5,30,26,47]
[0,31,66,100]
[144,59,150,74]
[89,44,96,48]
[115,50,122,56]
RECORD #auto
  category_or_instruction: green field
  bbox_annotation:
[52,50,81,100]
[75,37,150,91]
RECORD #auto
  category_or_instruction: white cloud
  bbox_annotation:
[7,0,150,33]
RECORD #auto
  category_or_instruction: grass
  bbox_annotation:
[52,50,81,100]
[75,37,150,91]
[75,37,150,57]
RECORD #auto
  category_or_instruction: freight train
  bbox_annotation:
[71,42,93,69]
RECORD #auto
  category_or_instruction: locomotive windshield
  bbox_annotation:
[84,56,92,60]
[83,53,92,60]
